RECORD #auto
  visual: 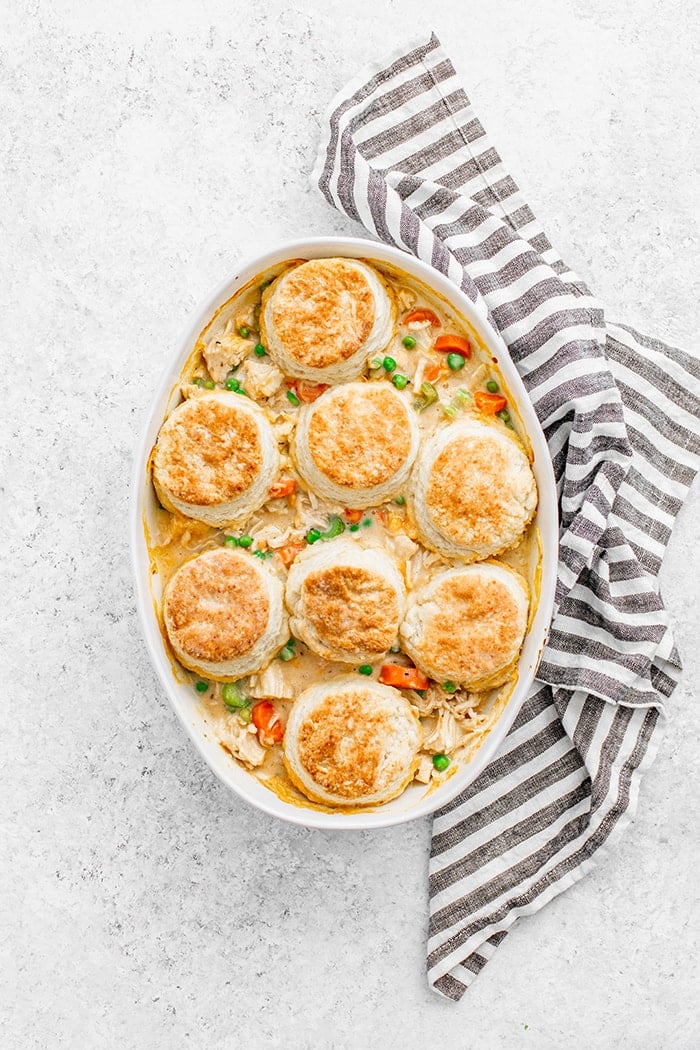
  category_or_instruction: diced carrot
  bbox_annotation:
[433,334,472,357]
[292,380,330,403]
[378,664,430,690]
[268,478,297,498]
[403,308,441,327]
[344,509,364,524]
[376,509,388,525]
[423,361,443,383]
[252,700,284,742]
[474,390,507,414]
[276,542,305,568]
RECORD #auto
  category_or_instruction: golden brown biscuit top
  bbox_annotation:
[154,397,262,507]
[164,550,269,662]
[268,259,375,368]
[296,689,410,800]
[303,565,399,654]
[307,385,412,489]
[427,433,520,546]
[420,572,526,681]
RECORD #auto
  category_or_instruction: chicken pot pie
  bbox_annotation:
[146,256,542,810]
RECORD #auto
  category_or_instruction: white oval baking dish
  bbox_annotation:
[131,237,558,830]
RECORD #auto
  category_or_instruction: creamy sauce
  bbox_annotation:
[145,258,542,809]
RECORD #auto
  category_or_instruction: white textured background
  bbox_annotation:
[2,2,698,1047]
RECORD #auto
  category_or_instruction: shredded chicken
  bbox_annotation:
[250,521,302,549]
[390,533,419,564]
[422,708,465,755]
[272,416,295,442]
[396,286,417,312]
[247,663,296,701]
[405,547,444,589]
[179,381,210,400]
[411,347,439,391]
[203,332,252,381]
[221,720,267,768]
[414,754,433,784]
[241,358,284,399]
[233,308,257,332]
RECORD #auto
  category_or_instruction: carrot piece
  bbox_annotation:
[292,380,330,403]
[344,509,364,524]
[433,334,472,357]
[474,390,507,414]
[423,361,443,383]
[403,308,441,327]
[378,664,430,690]
[276,542,305,568]
[268,478,297,498]
[252,700,284,742]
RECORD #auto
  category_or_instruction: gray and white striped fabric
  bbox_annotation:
[312,33,700,1001]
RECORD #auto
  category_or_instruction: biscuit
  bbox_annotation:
[283,675,422,806]
[152,392,280,527]
[163,548,288,679]
[400,562,529,690]
[285,538,406,663]
[293,382,420,508]
[409,420,537,561]
[260,258,394,382]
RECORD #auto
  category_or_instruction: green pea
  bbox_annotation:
[394,496,406,506]
[287,390,301,407]
[278,645,295,662]
[433,754,450,772]
[235,388,249,397]
[392,373,409,390]
[370,356,383,369]
[349,523,360,532]
[191,377,205,387]
[238,326,250,338]
[237,535,253,548]
[203,379,215,389]
[306,528,321,544]
[447,353,465,372]
[402,335,417,349]
[225,376,240,391]
[238,706,252,724]
[362,518,372,527]
[358,665,373,676]
[195,680,209,693]
[486,379,499,393]
[254,343,267,356]
[443,681,458,694]
[222,682,247,710]
[223,536,238,548]
[382,356,396,373]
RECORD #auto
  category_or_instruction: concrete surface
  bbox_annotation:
[1,1,698,1047]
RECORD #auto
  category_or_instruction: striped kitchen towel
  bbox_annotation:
[312,33,700,1000]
